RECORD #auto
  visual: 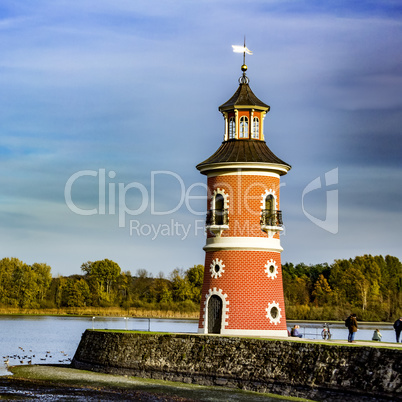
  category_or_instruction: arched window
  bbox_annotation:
[265,195,275,226]
[265,194,274,212]
[228,117,235,139]
[252,117,259,139]
[215,194,225,225]
[239,116,248,138]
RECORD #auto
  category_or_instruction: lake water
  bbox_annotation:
[0,315,398,377]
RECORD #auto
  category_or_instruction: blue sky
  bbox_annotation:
[1,0,401,276]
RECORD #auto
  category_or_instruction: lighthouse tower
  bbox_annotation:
[197,54,291,336]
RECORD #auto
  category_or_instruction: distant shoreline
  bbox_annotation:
[0,309,395,326]
[0,307,198,319]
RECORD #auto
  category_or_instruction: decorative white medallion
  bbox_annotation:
[210,258,225,278]
[264,259,278,280]
[265,301,282,325]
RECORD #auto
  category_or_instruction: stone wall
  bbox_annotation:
[72,330,402,401]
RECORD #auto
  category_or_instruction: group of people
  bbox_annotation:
[345,314,402,343]
[289,316,402,342]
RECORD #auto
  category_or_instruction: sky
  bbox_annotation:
[1,0,401,277]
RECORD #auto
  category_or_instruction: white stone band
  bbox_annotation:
[198,328,289,337]
[207,170,280,178]
[204,236,283,252]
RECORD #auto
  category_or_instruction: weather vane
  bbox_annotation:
[232,37,252,83]
[232,37,253,70]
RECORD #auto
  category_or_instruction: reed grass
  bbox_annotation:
[0,307,199,319]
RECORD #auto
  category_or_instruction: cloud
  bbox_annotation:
[0,0,401,274]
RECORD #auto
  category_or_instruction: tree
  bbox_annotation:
[64,278,91,307]
[170,269,192,302]
[312,274,332,306]
[0,258,23,306]
[81,261,93,275]
[117,271,132,304]
[150,272,173,304]
[31,263,52,304]
[132,269,153,302]
[90,259,121,297]
[12,263,39,308]
[186,265,204,303]
[186,265,204,287]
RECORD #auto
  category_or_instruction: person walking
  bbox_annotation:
[393,317,402,342]
[347,313,358,343]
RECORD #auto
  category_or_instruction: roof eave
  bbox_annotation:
[196,161,291,176]
[219,104,270,112]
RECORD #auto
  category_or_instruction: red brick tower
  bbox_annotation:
[196,57,291,336]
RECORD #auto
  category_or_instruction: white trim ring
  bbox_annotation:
[265,301,282,325]
[210,258,225,279]
[264,259,278,280]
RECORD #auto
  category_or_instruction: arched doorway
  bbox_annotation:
[208,295,222,334]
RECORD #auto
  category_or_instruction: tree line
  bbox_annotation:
[0,254,401,321]
[283,254,402,321]
[0,257,203,314]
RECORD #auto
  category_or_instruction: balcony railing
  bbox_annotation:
[206,209,229,227]
[260,210,283,227]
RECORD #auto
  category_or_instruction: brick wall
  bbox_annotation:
[207,174,280,239]
[199,173,286,333]
[199,250,286,331]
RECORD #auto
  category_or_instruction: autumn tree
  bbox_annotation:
[89,259,121,302]
[312,274,332,306]
[63,277,91,307]
[170,268,192,302]
[80,261,93,275]
[149,271,173,304]
[31,263,52,304]
[186,265,204,303]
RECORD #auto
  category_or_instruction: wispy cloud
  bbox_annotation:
[0,0,401,274]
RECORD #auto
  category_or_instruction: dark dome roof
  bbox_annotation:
[219,83,269,111]
[196,139,290,173]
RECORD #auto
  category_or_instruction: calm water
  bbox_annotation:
[0,315,197,376]
[0,316,398,376]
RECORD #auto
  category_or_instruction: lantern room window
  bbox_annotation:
[239,116,248,138]
[228,117,235,139]
[252,117,259,139]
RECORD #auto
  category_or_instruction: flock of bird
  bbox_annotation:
[3,347,71,367]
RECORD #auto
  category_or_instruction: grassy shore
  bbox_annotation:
[0,307,199,319]
[2,365,312,401]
